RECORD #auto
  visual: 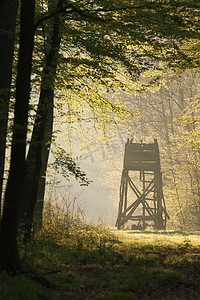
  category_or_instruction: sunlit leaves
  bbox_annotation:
[50,145,91,185]
[29,0,200,184]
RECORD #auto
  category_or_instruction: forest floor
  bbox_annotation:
[1,223,200,300]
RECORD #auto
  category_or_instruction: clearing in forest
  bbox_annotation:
[1,226,200,300]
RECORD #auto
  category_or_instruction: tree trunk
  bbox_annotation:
[0,0,18,217]
[21,1,63,240]
[32,107,55,232]
[0,0,35,272]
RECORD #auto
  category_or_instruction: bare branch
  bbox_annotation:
[34,4,73,30]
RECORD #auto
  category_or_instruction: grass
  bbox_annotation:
[116,229,200,247]
[1,210,200,299]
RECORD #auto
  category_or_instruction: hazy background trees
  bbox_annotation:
[51,69,200,231]
[122,70,200,230]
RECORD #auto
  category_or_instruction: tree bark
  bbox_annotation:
[0,0,18,217]
[0,0,35,272]
[21,0,63,240]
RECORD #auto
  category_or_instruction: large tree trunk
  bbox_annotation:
[21,1,63,240]
[21,88,54,240]
[32,121,52,232]
[0,0,35,272]
[0,0,18,217]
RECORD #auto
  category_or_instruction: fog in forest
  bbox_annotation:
[46,71,200,231]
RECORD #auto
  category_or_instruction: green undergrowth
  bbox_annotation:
[1,214,200,299]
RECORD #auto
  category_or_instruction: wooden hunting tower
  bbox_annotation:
[116,139,169,230]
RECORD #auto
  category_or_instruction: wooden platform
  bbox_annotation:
[124,141,159,171]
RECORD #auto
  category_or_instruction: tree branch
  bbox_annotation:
[34,4,73,30]
[34,1,200,30]
[34,2,157,30]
